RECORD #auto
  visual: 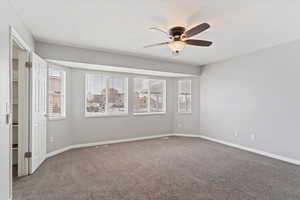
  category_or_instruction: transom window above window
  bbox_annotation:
[178,80,192,113]
[134,78,166,114]
[85,73,128,116]
[48,68,66,119]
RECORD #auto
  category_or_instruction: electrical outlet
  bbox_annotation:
[50,136,54,143]
[251,134,256,141]
[234,131,238,137]
[178,123,182,128]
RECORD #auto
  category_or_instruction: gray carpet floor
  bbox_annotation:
[13,136,300,200]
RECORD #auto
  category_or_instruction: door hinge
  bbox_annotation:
[5,114,10,124]
[25,61,32,68]
[25,152,32,158]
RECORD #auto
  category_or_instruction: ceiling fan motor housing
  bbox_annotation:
[169,26,186,40]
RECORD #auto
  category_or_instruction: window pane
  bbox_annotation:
[178,94,191,113]
[134,79,148,113]
[179,80,191,95]
[134,78,166,114]
[49,93,62,114]
[150,80,164,112]
[48,68,65,118]
[107,77,127,113]
[178,80,192,113]
[86,74,106,114]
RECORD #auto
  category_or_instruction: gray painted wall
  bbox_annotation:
[0,1,34,199]
[35,42,201,153]
[173,77,201,135]
[37,41,202,153]
[72,69,175,144]
[47,66,180,152]
[47,64,73,153]
[35,42,201,75]
[200,40,300,161]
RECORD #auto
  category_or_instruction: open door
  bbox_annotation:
[29,53,47,174]
[15,44,30,177]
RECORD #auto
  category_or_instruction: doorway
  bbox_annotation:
[10,27,48,200]
[9,28,31,200]
[11,40,30,179]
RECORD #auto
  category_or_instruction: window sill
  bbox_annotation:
[48,117,66,121]
[85,113,129,118]
[133,112,166,116]
[178,112,192,115]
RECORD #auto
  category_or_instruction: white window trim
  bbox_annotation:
[48,68,66,120]
[133,112,166,116]
[48,116,66,121]
[133,78,167,115]
[85,112,129,118]
[178,79,192,114]
[85,73,129,117]
[178,111,192,114]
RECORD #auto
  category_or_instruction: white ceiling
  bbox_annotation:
[12,0,300,66]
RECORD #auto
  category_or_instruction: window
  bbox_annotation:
[85,73,128,116]
[134,78,166,114]
[48,68,66,119]
[178,80,192,113]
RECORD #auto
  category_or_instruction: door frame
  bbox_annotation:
[9,26,31,198]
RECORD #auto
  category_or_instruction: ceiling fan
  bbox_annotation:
[144,23,212,55]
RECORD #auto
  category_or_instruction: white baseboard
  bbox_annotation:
[173,133,300,166]
[71,134,173,149]
[46,146,73,159]
[46,134,173,158]
[46,133,300,166]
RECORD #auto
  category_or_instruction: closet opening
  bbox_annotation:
[10,38,30,185]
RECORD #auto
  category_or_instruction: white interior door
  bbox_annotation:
[17,48,30,177]
[30,53,47,173]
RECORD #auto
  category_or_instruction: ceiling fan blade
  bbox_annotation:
[143,42,169,48]
[185,39,213,47]
[184,23,210,38]
[149,27,169,36]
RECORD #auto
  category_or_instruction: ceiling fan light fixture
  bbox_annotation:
[145,23,212,56]
[168,41,186,54]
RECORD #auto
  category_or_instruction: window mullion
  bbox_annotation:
[105,75,108,114]
[190,81,192,112]
[62,72,65,117]
[147,80,150,113]
[164,80,166,112]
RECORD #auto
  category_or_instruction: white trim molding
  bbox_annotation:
[46,134,173,159]
[46,146,73,159]
[173,134,300,166]
[10,26,31,51]
[46,133,300,166]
